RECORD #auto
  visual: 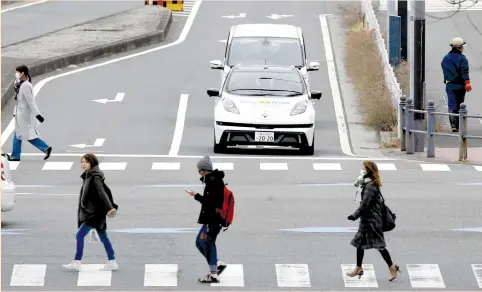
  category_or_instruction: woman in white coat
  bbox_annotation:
[10,65,52,161]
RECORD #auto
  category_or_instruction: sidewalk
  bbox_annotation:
[1,5,172,109]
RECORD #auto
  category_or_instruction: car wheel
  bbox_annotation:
[300,136,315,155]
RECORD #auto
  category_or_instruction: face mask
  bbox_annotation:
[15,72,20,79]
[360,169,366,176]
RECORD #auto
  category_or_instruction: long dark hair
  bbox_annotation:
[15,65,32,82]
[81,153,99,168]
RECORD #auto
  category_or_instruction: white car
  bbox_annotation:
[1,153,16,212]
[209,23,320,90]
[207,64,322,155]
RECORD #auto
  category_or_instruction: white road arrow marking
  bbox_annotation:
[222,13,246,19]
[92,92,125,104]
[218,39,227,43]
[69,138,105,149]
[266,14,293,20]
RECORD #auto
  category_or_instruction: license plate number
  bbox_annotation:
[254,132,274,142]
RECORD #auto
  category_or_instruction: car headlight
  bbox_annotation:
[223,98,240,114]
[290,100,308,116]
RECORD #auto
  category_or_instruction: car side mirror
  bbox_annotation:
[310,90,322,100]
[307,61,320,71]
[207,88,220,97]
[210,60,223,69]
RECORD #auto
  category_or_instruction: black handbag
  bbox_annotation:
[379,191,396,232]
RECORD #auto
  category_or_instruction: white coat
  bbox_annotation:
[14,81,41,141]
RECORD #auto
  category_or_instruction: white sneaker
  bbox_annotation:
[62,260,81,271]
[100,260,119,271]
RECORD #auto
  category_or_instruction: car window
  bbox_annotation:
[227,37,304,68]
[226,71,305,96]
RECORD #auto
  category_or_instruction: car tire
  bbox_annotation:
[300,136,315,155]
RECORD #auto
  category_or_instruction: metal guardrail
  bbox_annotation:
[399,95,482,162]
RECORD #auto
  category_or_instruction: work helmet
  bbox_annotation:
[450,37,466,47]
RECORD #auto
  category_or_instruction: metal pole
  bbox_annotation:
[398,0,408,60]
[458,104,468,162]
[387,0,396,55]
[406,98,414,154]
[411,0,426,152]
[426,100,435,158]
[399,95,407,151]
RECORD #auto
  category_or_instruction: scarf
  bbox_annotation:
[13,75,28,100]
[354,177,372,202]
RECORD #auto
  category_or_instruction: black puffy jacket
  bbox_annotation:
[194,169,225,224]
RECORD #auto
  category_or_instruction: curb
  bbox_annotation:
[1,9,172,109]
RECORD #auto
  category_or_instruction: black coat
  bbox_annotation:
[77,166,114,232]
[194,169,225,225]
[350,180,386,250]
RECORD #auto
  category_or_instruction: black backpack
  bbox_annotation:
[102,178,118,210]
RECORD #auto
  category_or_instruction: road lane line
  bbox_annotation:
[275,264,311,288]
[211,264,244,287]
[1,0,202,146]
[1,0,49,13]
[377,163,397,170]
[169,94,189,156]
[406,264,445,288]
[42,161,73,170]
[260,163,288,170]
[99,162,127,171]
[341,264,378,287]
[152,162,181,170]
[472,264,482,288]
[77,264,111,286]
[319,14,354,157]
[212,162,233,170]
[10,264,47,286]
[420,163,451,171]
[144,264,178,287]
[313,163,342,170]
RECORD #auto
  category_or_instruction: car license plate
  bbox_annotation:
[255,132,274,142]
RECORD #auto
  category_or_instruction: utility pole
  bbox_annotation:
[387,0,401,65]
[398,0,408,60]
[409,0,426,152]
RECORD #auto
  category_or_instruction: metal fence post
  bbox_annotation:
[399,95,407,151]
[459,103,468,162]
[405,98,414,154]
[426,100,435,158]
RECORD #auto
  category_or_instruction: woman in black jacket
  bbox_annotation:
[63,153,118,271]
[346,161,400,281]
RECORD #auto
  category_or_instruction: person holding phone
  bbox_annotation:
[186,156,227,283]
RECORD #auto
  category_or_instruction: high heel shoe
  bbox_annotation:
[389,264,400,281]
[346,267,364,279]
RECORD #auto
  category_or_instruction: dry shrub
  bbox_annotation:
[338,4,397,132]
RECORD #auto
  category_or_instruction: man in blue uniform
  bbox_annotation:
[441,37,472,132]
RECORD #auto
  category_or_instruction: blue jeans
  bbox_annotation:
[75,223,115,261]
[11,132,49,159]
[195,224,221,272]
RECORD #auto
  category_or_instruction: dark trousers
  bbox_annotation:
[446,83,466,130]
[195,224,221,272]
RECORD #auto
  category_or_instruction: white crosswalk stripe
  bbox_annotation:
[6,263,481,288]
[171,0,195,16]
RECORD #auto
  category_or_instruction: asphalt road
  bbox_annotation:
[1,0,143,47]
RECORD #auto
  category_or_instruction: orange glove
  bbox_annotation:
[465,80,472,92]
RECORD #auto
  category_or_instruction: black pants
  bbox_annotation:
[446,85,466,130]
[357,248,393,267]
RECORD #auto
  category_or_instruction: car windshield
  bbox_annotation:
[226,37,304,68]
[225,70,305,96]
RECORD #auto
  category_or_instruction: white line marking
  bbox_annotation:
[406,264,445,288]
[10,264,47,286]
[152,162,180,170]
[420,164,451,171]
[260,163,288,170]
[474,166,482,171]
[275,264,311,288]
[319,14,354,156]
[144,264,178,287]
[377,163,397,170]
[211,264,244,287]
[9,161,20,170]
[169,94,189,156]
[313,163,342,170]
[42,161,73,170]
[99,162,127,171]
[13,152,398,160]
[77,264,111,286]
[213,163,233,170]
[472,264,482,288]
[1,0,49,13]
[341,264,378,287]
[1,0,202,146]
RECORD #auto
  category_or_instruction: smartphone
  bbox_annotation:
[184,189,192,193]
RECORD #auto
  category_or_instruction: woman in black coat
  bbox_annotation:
[346,161,400,281]
[63,153,118,271]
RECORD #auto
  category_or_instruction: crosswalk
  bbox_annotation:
[171,0,196,16]
[7,159,482,172]
[5,263,482,288]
